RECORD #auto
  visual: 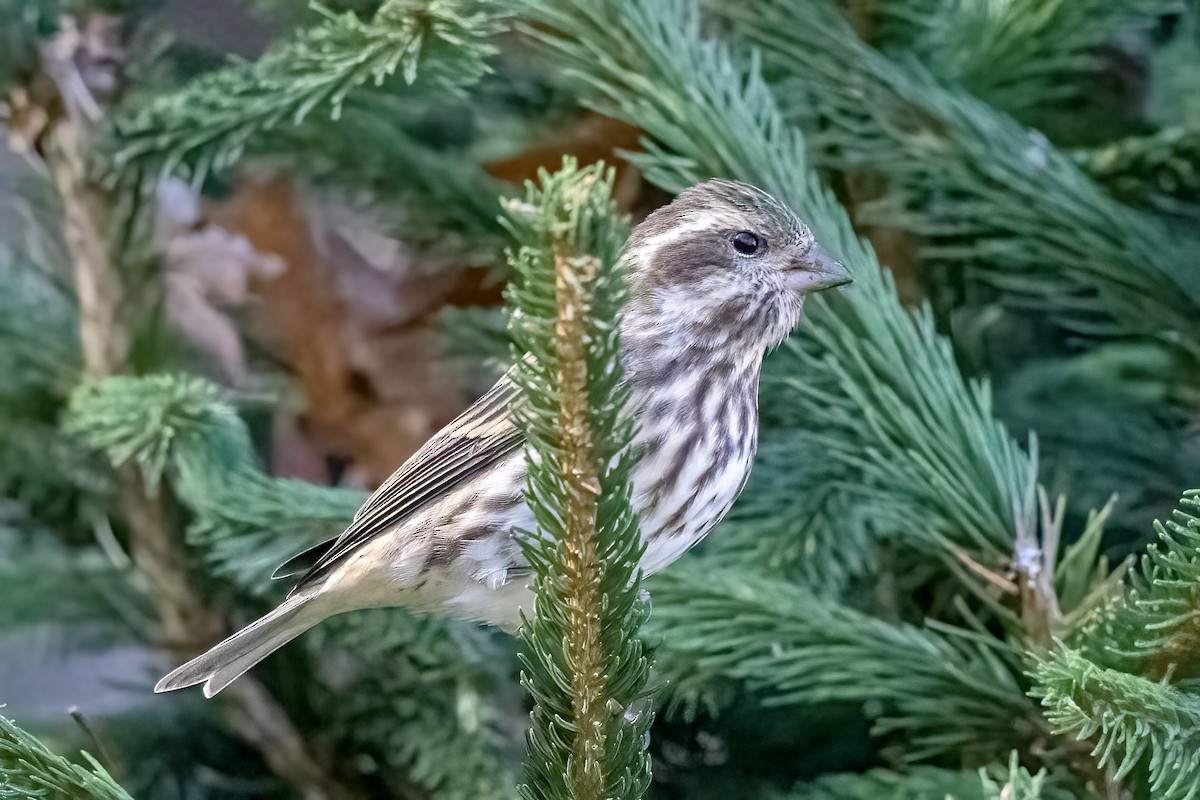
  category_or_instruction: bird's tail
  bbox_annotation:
[155,594,327,698]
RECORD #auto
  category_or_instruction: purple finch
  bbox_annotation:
[156,179,850,697]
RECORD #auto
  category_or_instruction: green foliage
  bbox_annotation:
[267,105,513,258]
[786,754,1066,800]
[785,765,989,800]
[0,246,79,401]
[1076,490,1200,678]
[1075,127,1200,218]
[6,0,1198,796]
[648,564,1039,763]
[0,243,111,536]
[115,0,506,180]
[0,715,133,800]
[870,0,1177,121]
[1029,492,1200,799]
[0,416,112,536]
[715,0,1200,370]
[994,343,1199,540]
[67,374,359,583]
[441,305,512,388]
[68,374,228,492]
[506,161,652,798]
[696,429,872,597]
[314,610,522,800]
[979,751,1057,800]
[1032,647,1200,799]
[0,540,146,639]
[0,0,65,87]
[525,0,1038,568]
[1146,14,1200,130]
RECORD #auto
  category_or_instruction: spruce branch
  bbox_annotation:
[523,0,1038,564]
[1031,647,1200,800]
[66,373,356,800]
[0,715,133,800]
[1076,490,1200,681]
[313,610,522,800]
[870,0,1178,119]
[114,0,505,181]
[552,228,608,800]
[30,4,225,664]
[67,374,363,587]
[647,564,1040,762]
[26,43,332,798]
[784,765,989,800]
[979,751,1058,800]
[506,160,652,800]
[786,757,1069,800]
[1027,493,1200,799]
[716,0,1200,365]
[66,375,348,800]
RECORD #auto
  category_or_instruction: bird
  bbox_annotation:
[155,178,852,697]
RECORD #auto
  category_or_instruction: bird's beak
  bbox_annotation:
[786,243,853,293]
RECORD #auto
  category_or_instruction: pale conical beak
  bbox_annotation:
[786,242,853,293]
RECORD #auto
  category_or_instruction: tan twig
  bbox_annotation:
[554,245,607,800]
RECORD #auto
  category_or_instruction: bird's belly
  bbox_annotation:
[632,439,753,576]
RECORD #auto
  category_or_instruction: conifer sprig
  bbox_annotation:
[505,160,652,800]
[1031,647,1200,799]
[1028,492,1200,799]
[785,759,1061,800]
[66,374,360,585]
[1076,490,1200,679]
[0,715,133,800]
[115,0,505,180]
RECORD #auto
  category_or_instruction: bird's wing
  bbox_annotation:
[282,370,525,591]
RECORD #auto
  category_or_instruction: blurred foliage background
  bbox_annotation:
[1,0,1200,798]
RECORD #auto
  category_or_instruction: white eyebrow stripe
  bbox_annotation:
[626,213,724,265]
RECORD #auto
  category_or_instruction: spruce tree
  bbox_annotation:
[1,1,1198,799]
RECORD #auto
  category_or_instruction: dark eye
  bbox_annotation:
[731,231,762,256]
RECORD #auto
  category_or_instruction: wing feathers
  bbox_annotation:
[286,372,524,590]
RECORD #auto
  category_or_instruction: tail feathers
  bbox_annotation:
[155,595,325,698]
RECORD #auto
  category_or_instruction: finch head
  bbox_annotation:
[623,179,851,352]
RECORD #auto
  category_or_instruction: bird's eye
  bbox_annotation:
[731,231,763,256]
